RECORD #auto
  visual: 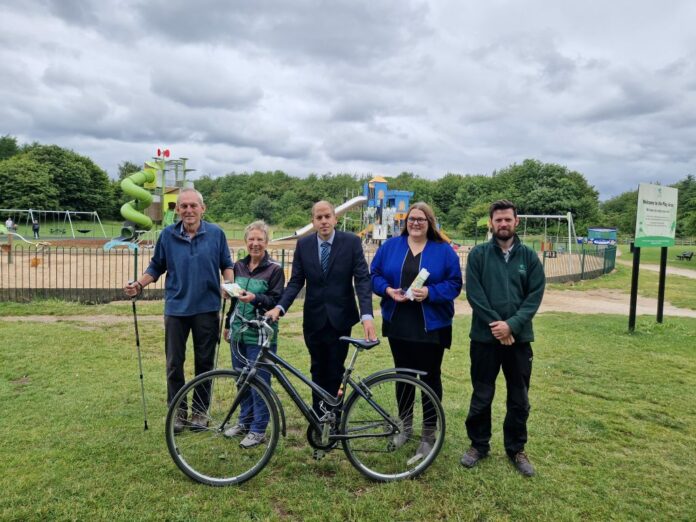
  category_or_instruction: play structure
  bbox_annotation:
[359,176,413,241]
[1,208,106,239]
[273,176,458,244]
[104,149,195,251]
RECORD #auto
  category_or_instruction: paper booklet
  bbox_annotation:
[404,268,430,301]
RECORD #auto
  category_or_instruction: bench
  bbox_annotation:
[676,251,694,261]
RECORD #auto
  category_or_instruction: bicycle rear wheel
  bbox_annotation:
[341,373,445,481]
[165,369,279,486]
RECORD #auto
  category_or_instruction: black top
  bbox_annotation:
[382,249,452,347]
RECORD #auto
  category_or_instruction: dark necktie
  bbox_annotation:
[320,241,331,274]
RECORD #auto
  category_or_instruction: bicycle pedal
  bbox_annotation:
[406,452,425,466]
[312,449,326,461]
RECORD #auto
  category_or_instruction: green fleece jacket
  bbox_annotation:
[466,235,545,343]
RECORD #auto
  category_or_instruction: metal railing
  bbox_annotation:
[0,243,616,303]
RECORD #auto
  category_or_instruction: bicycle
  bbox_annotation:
[165,315,446,486]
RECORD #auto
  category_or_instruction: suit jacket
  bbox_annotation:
[277,230,373,333]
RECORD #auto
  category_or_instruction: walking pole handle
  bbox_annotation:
[128,279,143,300]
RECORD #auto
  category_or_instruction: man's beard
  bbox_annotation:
[493,228,515,240]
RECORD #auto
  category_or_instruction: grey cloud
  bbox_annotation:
[135,0,430,65]
[577,78,671,122]
[469,34,579,92]
[330,91,415,123]
[203,123,313,160]
[45,0,100,26]
[324,124,425,163]
[150,71,263,111]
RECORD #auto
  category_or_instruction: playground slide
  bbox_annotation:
[118,163,157,240]
[272,195,367,242]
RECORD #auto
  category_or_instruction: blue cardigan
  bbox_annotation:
[371,235,463,332]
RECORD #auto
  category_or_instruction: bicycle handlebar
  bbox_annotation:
[236,314,275,337]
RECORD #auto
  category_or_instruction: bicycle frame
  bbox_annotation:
[225,340,403,443]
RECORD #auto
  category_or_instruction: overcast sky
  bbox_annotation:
[2,1,695,200]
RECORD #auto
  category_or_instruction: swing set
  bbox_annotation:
[518,212,578,254]
[0,208,107,239]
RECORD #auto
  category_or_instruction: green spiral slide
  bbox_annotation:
[119,162,157,240]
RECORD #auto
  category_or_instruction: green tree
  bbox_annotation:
[674,175,696,237]
[21,144,113,215]
[118,161,142,180]
[0,156,58,209]
[250,194,274,223]
[494,159,601,232]
[0,135,19,161]
[432,173,464,226]
[600,190,637,237]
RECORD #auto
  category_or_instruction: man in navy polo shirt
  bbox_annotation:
[124,188,234,433]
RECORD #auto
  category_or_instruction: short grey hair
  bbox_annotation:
[177,187,205,206]
[244,220,270,242]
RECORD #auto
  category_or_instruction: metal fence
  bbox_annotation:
[1,242,616,303]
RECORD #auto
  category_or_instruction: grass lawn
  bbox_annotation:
[549,263,696,310]
[617,244,696,271]
[1,299,695,520]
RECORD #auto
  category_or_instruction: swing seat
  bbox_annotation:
[77,229,91,234]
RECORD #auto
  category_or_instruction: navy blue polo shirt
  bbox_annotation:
[145,220,233,316]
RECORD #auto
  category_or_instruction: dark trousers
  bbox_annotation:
[388,338,445,428]
[465,340,533,456]
[304,321,351,417]
[164,312,219,414]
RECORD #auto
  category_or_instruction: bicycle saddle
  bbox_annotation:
[339,337,380,350]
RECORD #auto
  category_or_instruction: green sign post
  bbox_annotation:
[629,183,679,331]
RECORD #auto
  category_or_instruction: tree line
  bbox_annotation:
[1,135,694,237]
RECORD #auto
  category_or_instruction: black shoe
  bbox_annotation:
[174,411,187,435]
[511,451,535,477]
[460,447,487,468]
[189,412,209,432]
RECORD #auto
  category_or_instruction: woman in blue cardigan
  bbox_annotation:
[371,202,463,460]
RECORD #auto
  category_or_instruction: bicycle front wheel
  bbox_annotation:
[341,373,445,481]
[165,369,280,486]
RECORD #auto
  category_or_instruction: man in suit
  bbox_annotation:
[266,201,376,425]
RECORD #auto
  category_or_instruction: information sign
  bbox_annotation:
[635,184,678,247]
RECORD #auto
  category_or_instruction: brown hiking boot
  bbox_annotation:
[511,451,535,477]
[189,412,209,432]
[173,411,187,435]
[460,447,487,468]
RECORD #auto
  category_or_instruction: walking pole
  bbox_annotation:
[129,284,149,431]
[214,298,227,370]
[206,298,228,418]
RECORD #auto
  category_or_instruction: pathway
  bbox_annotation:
[615,259,696,279]
[4,287,696,325]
